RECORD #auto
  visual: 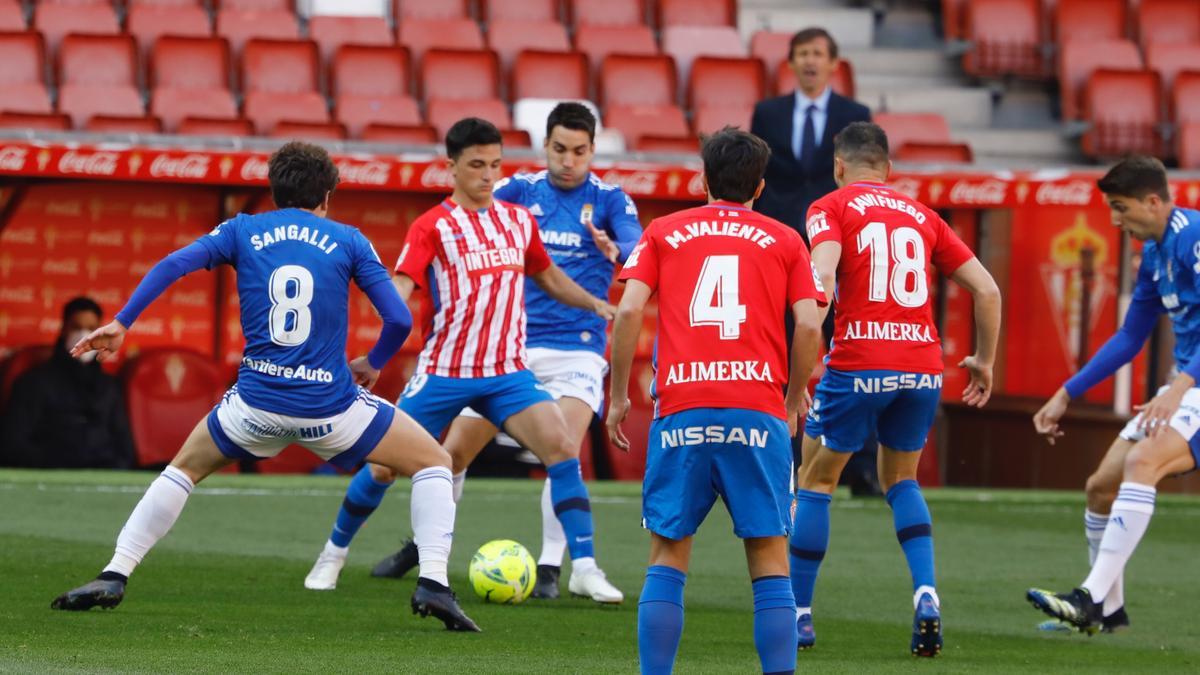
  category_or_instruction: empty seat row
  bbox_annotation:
[1080,68,1200,163]
[392,0,735,28]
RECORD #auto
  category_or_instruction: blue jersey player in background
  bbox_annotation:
[1029,156,1200,635]
[51,142,479,632]
[364,103,642,603]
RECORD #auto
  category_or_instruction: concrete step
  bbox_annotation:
[873,6,942,49]
[738,7,874,49]
[955,128,1081,163]
[855,73,964,90]
[843,48,958,78]
[858,86,994,128]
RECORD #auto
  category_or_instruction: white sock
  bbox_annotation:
[914,584,940,609]
[1085,510,1123,615]
[796,606,812,618]
[571,556,597,574]
[103,466,194,577]
[538,477,567,567]
[411,466,455,586]
[1082,483,1155,602]
[451,471,466,504]
[323,539,348,558]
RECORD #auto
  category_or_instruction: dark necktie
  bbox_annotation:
[800,103,818,172]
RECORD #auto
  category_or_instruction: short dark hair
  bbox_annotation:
[701,127,771,203]
[445,117,503,159]
[834,122,889,168]
[267,141,339,210]
[1097,155,1170,200]
[62,296,102,323]
[546,102,596,142]
[789,27,838,61]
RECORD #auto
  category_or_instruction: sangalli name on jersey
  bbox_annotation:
[663,220,777,250]
[664,359,774,385]
[249,224,340,255]
[843,320,935,343]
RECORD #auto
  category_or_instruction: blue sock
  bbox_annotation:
[788,489,831,609]
[638,565,686,675]
[329,466,393,547]
[753,576,797,674]
[547,458,595,560]
[886,479,935,590]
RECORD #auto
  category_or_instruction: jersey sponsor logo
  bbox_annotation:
[851,373,943,393]
[1162,293,1180,310]
[845,192,927,224]
[806,211,830,239]
[528,203,544,216]
[624,193,639,216]
[240,418,292,439]
[810,262,826,293]
[242,357,335,383]
[541,229,583,248]
[298,422,333,440]
[463,246,524,275]
[663,220,777,250]
[249,224,339,255]
[625,241,647,268]
[664,359,774,386]
[843,320,935,343]
[660,425,770,448]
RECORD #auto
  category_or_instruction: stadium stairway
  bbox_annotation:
[744,0,1080,166]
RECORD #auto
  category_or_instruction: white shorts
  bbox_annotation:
[207,386,395,470]
[1118,384,1200,444]
[460,347,608,446]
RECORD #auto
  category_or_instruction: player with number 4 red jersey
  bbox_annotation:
[789,122,1002,658]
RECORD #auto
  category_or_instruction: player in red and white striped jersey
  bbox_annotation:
[306,118,625,604]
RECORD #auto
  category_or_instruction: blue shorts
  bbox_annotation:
[805,368,942,452]
[643,407,793,540]
[397,369,554,438]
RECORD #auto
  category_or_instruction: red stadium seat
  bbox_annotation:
[219,0,291,9]
[942,0,966,41]
[574,24,657,70]
[0,32,52,115]
[600,54,677,108]
[86,114,164,133]
[57,34,144,128]
[605,104,689,146]
[421,48,500,101]
[1171,70,1200,128]
[689,57,764,111]
[0,345,52,412]
[1147,43,1200,95]
[241,39,328,134]
[751,31,793,73]
[332,45,419,138]
[127,4,211,55]
[635,134,699,153]
[569,0,645,27]
[512,50,588,101]
[692,104,753,134]
[398,18,483,66]
[150,36,237,131]
[360,122,438,143]
[1055,0,1125,46]
[123,348,223,468]
[395,0,471,20]
[177,115,254,136]
[1137,0,1200,49]
[1177,121,1200,169]
[500,128,532,147]
[271,120,348,140]
[962,0,1043,78]
[894,141,974,164]
[775,59,855,98]
[658,0,734,27]
[483,0,560,22]
[0,111,71,130]
[1058,40,1142,121]
[33,2,119,54]
[427,97,511,138]
[1081,69,1163,158]
[309,15,392,61]
[661,25,746,89]
[873,112,952,156]
[0,0,25,30]
[488,19,570,70]
[216,6,299,56]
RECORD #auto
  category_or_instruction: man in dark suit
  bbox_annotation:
[751,27,871,239]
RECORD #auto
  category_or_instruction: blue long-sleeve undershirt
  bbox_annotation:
[613,217,643,264]
[1063,296,1160,399]
[115,241,212,329]
[360,278,412,370]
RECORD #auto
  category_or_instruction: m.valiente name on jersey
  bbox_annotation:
[663,219,778,250]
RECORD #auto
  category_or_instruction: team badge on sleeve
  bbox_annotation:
[580,203,594,226]
[806,211,830,240]
[625,241,647,268]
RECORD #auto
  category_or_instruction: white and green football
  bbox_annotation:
[468,539,536,605]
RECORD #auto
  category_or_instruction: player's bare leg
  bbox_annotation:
[505,401,623,603]
[52,419,235,611]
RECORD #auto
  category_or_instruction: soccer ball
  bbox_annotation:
[468,539,536,604]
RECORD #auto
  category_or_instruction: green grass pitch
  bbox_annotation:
[1,469,1197,673]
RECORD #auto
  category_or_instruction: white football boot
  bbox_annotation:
[568,566,624,604]
[304,547,347,590]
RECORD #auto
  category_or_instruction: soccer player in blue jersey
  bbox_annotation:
[356,103,642,603]
[49,142,479,631]
[1029,156,1200,634]
[303,117,624,603]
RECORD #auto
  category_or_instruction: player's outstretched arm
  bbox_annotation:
[531,264,616,319]
[949,258,1001,407]
[72,241,216,362]
[350,277,414,389]
[786,298,822,437]
[606,279,652,451]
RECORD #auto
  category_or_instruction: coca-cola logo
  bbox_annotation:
[419,164,454,188]
[0,146,28,172]
[150,154,211,179]
[42,259,79,275]
[948,179,1007,205]
[86,230,124,247]
[1036,180,1094,205]
[240,156,270,182]
[598,170,659,196]
[0,286,33,302]
[132,202,168,219]
[336,160,390,186]
[58,150,119,176]
[890,177,922,199]
[2,227,36,244]
[171,290,208,307]
[88,288,123,305]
